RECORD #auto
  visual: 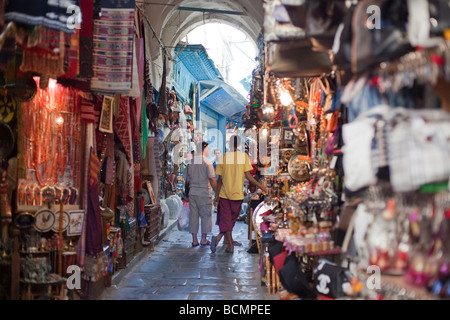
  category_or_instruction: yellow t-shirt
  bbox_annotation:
[215,151,253,201]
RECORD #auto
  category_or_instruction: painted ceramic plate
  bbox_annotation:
[33,209,55,233]
[52,210,70,232]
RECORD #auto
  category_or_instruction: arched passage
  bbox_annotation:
[139,0,264,90]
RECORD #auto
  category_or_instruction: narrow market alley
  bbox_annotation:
[1,0,450,305]
[99,213,280,300]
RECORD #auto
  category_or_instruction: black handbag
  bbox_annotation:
[184,164,190,198]
[429,0,450,36]
[313,259,352,299]
[267,41,332,78]
[305,0,348,52]
[351,0,413,74]
[278,253,318,299]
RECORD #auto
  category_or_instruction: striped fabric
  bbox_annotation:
[90,2,135,93]
[80,98,95,123]
[89,149,101,187]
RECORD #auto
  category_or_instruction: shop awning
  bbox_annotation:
[174,44,223,81]
[198,79,248,118]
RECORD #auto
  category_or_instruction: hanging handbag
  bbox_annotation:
[305,0,348,52]
[387,108,450,192]
[351,0,413,74]
[429,0,450,37]
[266,41,332,78]
[278,253,318,299]
[313,259,352,299]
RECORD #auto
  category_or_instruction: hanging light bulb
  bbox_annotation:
[55,115,64,126]
[262,127,268,137]
[48,78,57,89]
[280,90,293,107]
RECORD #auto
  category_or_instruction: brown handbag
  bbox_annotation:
[266,41,332,78]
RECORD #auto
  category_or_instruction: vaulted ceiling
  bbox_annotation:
[138,0,264,89]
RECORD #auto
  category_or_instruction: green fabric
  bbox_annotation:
[141,89,148,159]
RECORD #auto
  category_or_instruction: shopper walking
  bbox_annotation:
[211,135,267,254]
[186,141,217,247]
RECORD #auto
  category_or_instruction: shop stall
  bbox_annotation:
[248,0,450,300]
[0,0,191,300]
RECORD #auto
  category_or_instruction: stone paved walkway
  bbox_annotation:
[99,213,280,300]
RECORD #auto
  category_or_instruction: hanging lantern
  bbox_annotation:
[257,103,276,122]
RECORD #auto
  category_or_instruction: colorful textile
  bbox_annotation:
[4,0,79,33]
[80,97,95,123]
[19,26,66,76]
[86,149,102,257]
[82,149,104,281]
[115,97,133,164]
[141,90,148,159]
[61,31,80,79]
[104,133,115,185]
[137,196,147,228]
[90,2,135,93]
[76,125,91,270]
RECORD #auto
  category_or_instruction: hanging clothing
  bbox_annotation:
[79,0,94,78]
[82,149,104,281]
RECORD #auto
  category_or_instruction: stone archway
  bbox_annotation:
[138,0,264,89]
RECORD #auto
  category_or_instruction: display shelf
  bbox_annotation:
[304,248,341,257]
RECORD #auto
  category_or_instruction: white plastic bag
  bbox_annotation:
[177,202,190,232]
[160,200,169,229]
[166,195,182,219]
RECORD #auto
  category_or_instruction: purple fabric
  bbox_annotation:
[85,149,103,257]
[217,198,243,233]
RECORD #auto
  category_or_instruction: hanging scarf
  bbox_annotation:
[86,149,102,256]
[141,89,148,159]
[79,0,93,78]
[82,148,104,281]
[61,30,80,79]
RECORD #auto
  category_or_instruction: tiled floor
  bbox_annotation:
[99,213,279,300]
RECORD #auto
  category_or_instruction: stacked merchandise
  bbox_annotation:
[0,0,186,300]
[251,0,450,300]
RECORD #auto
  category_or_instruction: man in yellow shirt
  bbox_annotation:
[211,135,267,254]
